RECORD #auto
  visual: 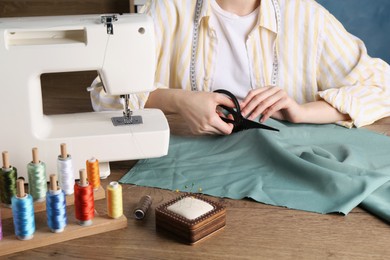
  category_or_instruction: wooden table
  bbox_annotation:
[6,79,390,258]
[4,117,390,259]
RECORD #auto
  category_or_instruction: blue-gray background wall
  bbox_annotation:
[316,0,390,64]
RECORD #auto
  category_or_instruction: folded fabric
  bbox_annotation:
[120,119,390,221]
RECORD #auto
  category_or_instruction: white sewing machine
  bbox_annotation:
[0,14,169,181]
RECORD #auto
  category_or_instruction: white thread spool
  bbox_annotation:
[57,143,74,195]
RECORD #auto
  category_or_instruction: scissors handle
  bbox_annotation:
[220,117,236,124]
[214,89,241,114]
[214,89,279,133]
[214,89,242,131]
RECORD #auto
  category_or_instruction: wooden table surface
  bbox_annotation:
[5,79,390,259]
[3,117,389,259]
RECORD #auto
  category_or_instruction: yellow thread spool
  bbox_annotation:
[106,181,123,219]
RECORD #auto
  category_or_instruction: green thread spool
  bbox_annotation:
[27,163,47,202]
[27,148,47,202]
[0,151,18,206]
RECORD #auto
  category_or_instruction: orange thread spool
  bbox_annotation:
[74,169,94,226]
[86,158,100,191]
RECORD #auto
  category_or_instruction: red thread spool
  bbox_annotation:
[74,169,94,226]
[86,158,100,191]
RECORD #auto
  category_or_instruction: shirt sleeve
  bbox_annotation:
[316,10,390,128]
[89,77,149,111]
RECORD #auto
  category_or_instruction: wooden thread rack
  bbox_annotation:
[0,178,126,256]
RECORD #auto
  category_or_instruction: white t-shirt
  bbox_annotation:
[210,1,259,100]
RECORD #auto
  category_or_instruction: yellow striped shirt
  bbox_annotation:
[91,0,390,128]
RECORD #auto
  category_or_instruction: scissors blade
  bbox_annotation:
[241,118,279,132]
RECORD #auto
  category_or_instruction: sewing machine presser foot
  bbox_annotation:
[111,114,143,126]
[111,94,143,126]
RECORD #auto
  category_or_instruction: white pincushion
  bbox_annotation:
[167,197,214,220]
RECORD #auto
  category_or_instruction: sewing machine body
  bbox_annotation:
[0,14,169,181]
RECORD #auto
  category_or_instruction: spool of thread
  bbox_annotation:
[27,147,47,202]
[86,158,101,191]
[46,174,67,233]
[134,195,152,220]
[11,179,35,240]
[74,169,94,226]
[0,151,18,206]
[57,143,75,195]
[106,182,123,219]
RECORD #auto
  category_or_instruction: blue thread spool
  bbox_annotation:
[46,174,67,233]
[11,179,35,240]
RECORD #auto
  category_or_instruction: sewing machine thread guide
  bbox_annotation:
[100,14,118,35]
[111,116,143,126]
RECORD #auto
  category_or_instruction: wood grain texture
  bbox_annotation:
[364,117,390,136]
[41,71,96,115]
[5,168,390,259]
[129,0,135,13]
[0,205,127,257]
[0,0,130,17]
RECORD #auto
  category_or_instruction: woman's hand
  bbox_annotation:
[145,89,235,135]
[240,86,350,124]
[177,91,235,135]
[241,86,304,123]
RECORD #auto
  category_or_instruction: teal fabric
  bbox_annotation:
[120,119,390,221]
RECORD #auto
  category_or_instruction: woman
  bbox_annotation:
[91,0,390,135]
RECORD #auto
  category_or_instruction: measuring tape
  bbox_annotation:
[190,0,281,91]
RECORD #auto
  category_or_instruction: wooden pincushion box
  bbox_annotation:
[155,194,226,244]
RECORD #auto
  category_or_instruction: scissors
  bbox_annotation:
[214,89,279,133]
